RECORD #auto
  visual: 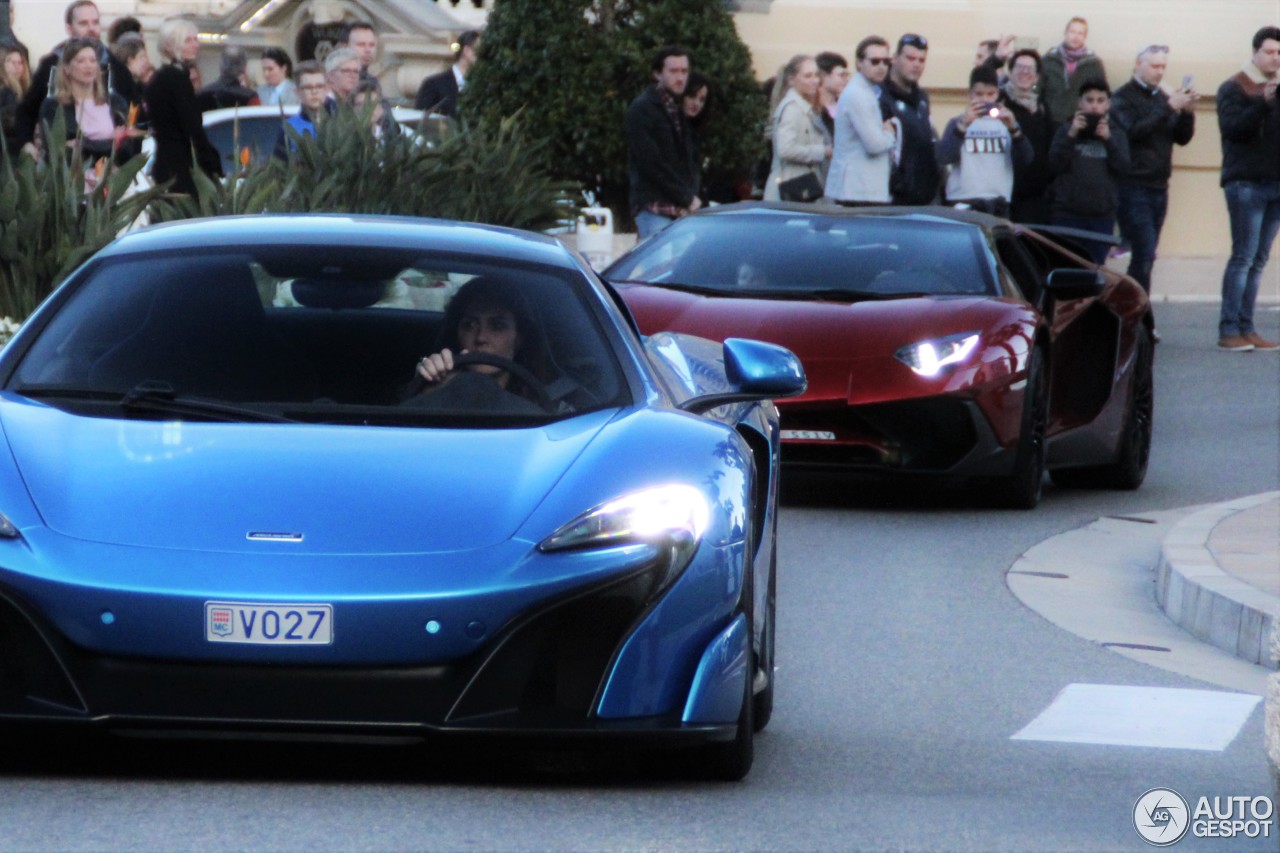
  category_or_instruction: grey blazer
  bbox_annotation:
[824,73,896,203]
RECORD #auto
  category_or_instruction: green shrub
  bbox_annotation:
[150,107,576,232]
[464,0,767,220]
[0,110,162,322]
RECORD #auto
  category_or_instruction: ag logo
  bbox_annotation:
[1134,788,1190,846]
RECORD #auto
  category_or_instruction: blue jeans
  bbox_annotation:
[1220,180,1280,338]
[1116,184,1168,293]
[1051,215,1115,266]
[635,210,676,241]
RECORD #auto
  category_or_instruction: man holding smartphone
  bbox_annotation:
[935,65,1030,217]
[1111,45,1197,296]
[1048,81,1131,265]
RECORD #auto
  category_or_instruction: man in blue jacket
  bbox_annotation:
[1214,26,1280,352]
[273,61,327,160]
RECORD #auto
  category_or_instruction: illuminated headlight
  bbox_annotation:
[0,513,17,538]
[894,332,980,377]
[539,484,709,553]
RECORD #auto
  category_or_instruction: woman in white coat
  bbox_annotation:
[764,55,832,201]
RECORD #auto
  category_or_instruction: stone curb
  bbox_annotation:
[1156,492,1280,670]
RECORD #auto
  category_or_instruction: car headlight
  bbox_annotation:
[894,332,980,377]
[539,484,709,554]
[0,513,17,538]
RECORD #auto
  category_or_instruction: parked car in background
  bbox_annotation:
[606,202,1155,509]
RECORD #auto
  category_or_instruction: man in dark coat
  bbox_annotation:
[625,45,701,239]
[14,0,130,154]
[880,32,939,205]
[1213,26,1280,352]
[1110,45,1196,295]
[414,30,479,117]
[195,45,259,112]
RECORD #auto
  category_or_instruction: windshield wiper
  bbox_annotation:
[16,381,297,423]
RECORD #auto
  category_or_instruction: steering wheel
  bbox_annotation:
[450,352,555,413]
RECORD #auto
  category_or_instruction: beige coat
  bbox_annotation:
[764,88,832,201]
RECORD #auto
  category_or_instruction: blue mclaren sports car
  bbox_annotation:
[0,215,805,780]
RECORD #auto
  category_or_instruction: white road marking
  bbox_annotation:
[1011,683,1260,751]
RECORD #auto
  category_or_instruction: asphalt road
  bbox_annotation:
[0,303,1276,852]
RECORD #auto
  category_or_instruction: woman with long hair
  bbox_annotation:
[257,47,297,107]
[36,37,140,181]
[0,41,30,161]
[764,54,832,201]
[145,17,222,195]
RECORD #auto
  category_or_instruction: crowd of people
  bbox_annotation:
[0,1,483,191]
[624,21,1280,353]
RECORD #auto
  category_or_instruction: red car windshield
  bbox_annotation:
[607,212,997,299]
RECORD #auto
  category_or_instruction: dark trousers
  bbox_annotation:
[1051,214,1115,266]
[1116,184,1168,293]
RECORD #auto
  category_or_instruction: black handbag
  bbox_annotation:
[777,171,824,202]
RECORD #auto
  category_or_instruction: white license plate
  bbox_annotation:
[205,601,333,645]
[780,430,836,441]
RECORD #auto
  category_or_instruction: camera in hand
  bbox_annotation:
[1081,112,1103,137]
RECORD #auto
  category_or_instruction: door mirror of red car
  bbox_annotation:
[1045,269,1106,301]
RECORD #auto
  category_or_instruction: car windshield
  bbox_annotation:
[9,247,628,426]
[606,212,997,298]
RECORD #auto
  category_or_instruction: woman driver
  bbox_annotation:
[407,277,549,405]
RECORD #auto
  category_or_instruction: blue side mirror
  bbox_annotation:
[682,338,807,414]
[723,338,807,397]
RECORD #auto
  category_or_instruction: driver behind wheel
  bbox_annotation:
[403,276,551,408]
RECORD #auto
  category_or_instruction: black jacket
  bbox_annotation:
[999,91,1054,203]
[38,92,139,165]
[145,62,223,196]
[414,69,459,116]
[1215,71,1280,186]
[196,75,260,113]
[880,77,939,204]
[624,85,699,214]
[14,40,130,149]
[1048,121,1131,218]
[1110,80,1194,189]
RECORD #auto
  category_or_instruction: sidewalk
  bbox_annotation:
[1156,492,1280,670]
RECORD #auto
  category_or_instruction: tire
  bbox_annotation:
[989,346,1047,509]
[752,537,776,733]
[1050,331,1153,491]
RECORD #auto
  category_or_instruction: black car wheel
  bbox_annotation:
[698,655,755,781]
[990,346,1047,509]
[1051,330,1154,490]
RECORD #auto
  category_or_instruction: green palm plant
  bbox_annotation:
[0,110,164,323]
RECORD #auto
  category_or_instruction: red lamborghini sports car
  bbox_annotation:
[605,203,1154,509]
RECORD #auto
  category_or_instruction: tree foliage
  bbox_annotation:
[464,0,767,218]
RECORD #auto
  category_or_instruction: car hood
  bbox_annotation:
[619,285,1026,402]
[1,398,612,554]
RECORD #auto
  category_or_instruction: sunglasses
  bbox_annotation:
[899,34,928,50]
[864,57,892,67]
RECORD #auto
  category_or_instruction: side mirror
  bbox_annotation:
[682,338,807,415]
[1045,268,1106,301]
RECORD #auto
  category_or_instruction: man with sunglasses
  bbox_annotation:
[880,33,939,205]
[825,35,898,205]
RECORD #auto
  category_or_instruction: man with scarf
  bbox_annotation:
[1213,26,1280,352]
[1041,17,1108,126]
[625,46,701,239]
[881,33,940,205]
